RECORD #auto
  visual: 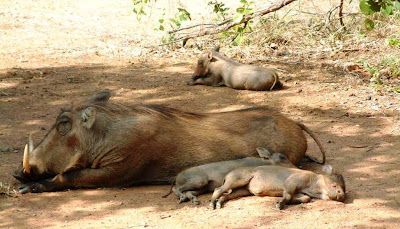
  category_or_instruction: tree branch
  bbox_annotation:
[338,0,347,31]
[166,0,297,45]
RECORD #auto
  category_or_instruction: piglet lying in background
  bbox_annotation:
[188,47,283,91]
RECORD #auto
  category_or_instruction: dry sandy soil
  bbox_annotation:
[1,0,400,228]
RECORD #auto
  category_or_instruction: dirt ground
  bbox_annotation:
[1,0,400,228]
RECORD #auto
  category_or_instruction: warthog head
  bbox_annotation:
[190,47,220,82]
[13,91,111,183]
[320,165,346,202]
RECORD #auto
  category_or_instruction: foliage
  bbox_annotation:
[208,1,229,20]
[359,56,400,92]
[386,36,400,48]
[132,0,155,20]
[132,0,256,45]
[133,0,191,33]
[229,0,255,45]
[359,0,400,30]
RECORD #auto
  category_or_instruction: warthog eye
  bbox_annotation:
[57,116,72,136]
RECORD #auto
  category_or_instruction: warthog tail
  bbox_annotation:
[269,73,278,91]
[162,178,176,198]
[297,123,326,164]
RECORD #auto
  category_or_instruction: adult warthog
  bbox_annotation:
[13,91,325,194]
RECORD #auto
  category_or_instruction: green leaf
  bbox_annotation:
[234,34,244,45]
[236,7,245,13]
[179,15,187,21]
[364,18,375,31]
[360,0,381,15]
[381,4,393,16]
[233,13,243,23]
[240,0,248,4]
[395,1,400,10]
[244,8,254,14]
[386,37,399,46]
[178,8,191,20]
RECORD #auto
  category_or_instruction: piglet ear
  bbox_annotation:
[208,51,213,60]
[322,164,333,175]
[212,46,220,52]
[81,107,96,129]
[89,91,111,102]
[256,147,272,158]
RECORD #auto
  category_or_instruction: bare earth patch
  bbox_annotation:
[1,0,400,228]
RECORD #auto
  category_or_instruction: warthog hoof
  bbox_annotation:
[276,201,285,210]
[190,198,200,205]
[210,201,216,209]
[19,182,46,194]
[179,196,188,204]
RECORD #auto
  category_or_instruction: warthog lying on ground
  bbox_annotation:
[187,47,283,91]
[163,147,295,204]
[210,165,346,210]
[13,91,325,194]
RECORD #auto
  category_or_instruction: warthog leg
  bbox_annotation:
[216,188,252,209]
[276,174,309,210]
[184,191,200,205]
[173,176,208,204]
[183,188,208,205]
[288,193,311,204]
[19,167,134,194]
[210,170,254,209]
[172,187,188,203]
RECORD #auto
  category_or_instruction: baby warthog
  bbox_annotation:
[163,148,294,205]
[188,47,283,91]
[210,165,345,210]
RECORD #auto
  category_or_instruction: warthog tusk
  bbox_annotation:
[28,133,34,154]
[23,144,31,174]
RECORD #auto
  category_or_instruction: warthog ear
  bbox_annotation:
[208,51,213,60]
[256,147,272,158]
[322,164,333,175]
[89,91,111,102]
[212,46,220,52]
[81,107,96,129]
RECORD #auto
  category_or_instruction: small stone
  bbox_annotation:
[0,147,10,152]
[270,43,278,50]
[366,96,372,100]
[276,51,290,56]
[297,88,302,93]
[14,150,20,153]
